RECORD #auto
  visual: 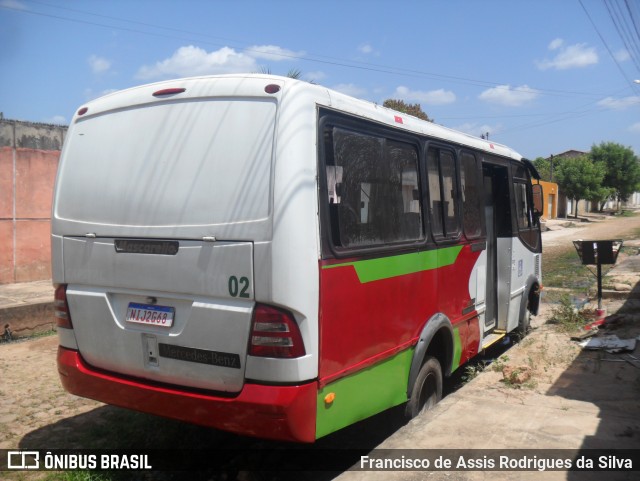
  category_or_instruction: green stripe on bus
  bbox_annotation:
[323,245,463,283]
[452,327,462,372]
[316,349,413,439]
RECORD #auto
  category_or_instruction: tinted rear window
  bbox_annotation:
[56,99,275,227]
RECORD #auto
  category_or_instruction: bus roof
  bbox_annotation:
[73,73,524,162]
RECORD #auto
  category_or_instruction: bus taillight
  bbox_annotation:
[249,304,305,358]
[54,284,73,329]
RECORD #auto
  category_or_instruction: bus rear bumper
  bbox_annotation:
[57,346,317,443]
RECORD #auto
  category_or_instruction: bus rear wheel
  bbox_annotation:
[405,356,442,419]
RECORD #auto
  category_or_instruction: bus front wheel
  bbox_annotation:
[405,356,442,419]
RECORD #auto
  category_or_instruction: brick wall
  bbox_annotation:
[0,119,66,284]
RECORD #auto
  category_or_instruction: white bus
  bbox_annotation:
[52,74,542,442]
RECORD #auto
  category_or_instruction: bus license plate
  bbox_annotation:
[126,303,175,327]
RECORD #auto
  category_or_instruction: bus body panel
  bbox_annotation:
[265,82,327,376]
[58,346,318,443]
[318,244,482,383]
[315,348,413,439]
[62,237,253,300]
[506,239,541,332]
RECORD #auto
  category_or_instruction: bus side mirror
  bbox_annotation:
[532,183,544,217]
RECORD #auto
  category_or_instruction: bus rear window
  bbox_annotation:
[56,99,276,227]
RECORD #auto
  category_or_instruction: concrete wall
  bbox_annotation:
[0,119,66,284]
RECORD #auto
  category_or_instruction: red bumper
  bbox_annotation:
[57,346,317,442]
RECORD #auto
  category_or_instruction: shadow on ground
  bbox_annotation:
[19,396,406,480]
[547,278,640,481]
[18,341,514,480]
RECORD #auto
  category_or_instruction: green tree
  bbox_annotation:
[590,142,640,211]
[532,157,552,182]
[383,99,433,122]
[533,155,568,183]
[590,185,616,212]
[554,155,605,218]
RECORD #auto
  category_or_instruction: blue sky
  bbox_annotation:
[2,0,640,160]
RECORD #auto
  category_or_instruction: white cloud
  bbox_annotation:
[246,45,304,61]
[536,41,598,70]
[332,83,367,98]
[358,43,374,54]
[137,46,255,79]
[356,43,380,57]
[478,85,538,107]
[136,44,301,80]
[615,49,630,62]
[88,55,111,74]
[629,122,640,133]
[0,0,27,10]
[453,122,503,138]
[392,86,456,105]
[597,96,640,110]
[548,38,564,50]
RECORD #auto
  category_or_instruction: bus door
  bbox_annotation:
[481,163,512,340]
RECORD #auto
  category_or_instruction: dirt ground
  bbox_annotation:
[0,335,103,449]
[1,213,640,480]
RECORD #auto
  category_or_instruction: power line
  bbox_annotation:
[580,0,639,92]
[5,0,638,146]
[604,0,640,73]
[2,0,613,100]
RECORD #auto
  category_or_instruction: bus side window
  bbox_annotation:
[512,163,539,251]
[460,152,482,239]
[427,149,444,237]
[514,183,531,229]
[325,127,423,249]
[427,147,461,240]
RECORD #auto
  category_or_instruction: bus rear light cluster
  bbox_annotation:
[54,284,73,329]
[249,304,305,358]
[152,87,186,97]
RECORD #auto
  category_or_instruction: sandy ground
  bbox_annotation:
[0,336,102,449]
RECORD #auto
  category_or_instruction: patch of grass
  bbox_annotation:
[491,355,510,372]
[547,296,588,332]
[31,329,57,339]
[1,328,56,344]
[543,249,593,290]
[618,210,638,218]
[501,366,537,390]
[461,362,486,383]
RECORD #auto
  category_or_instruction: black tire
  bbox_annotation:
[517,295,532,337]
[405,356,443,419]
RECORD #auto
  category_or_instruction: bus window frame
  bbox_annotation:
[510,161,541,253]
[318,111,430,259]
[458,149,485,241]
[424,141,462,244]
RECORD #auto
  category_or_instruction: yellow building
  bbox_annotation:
[535,180,559,219]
